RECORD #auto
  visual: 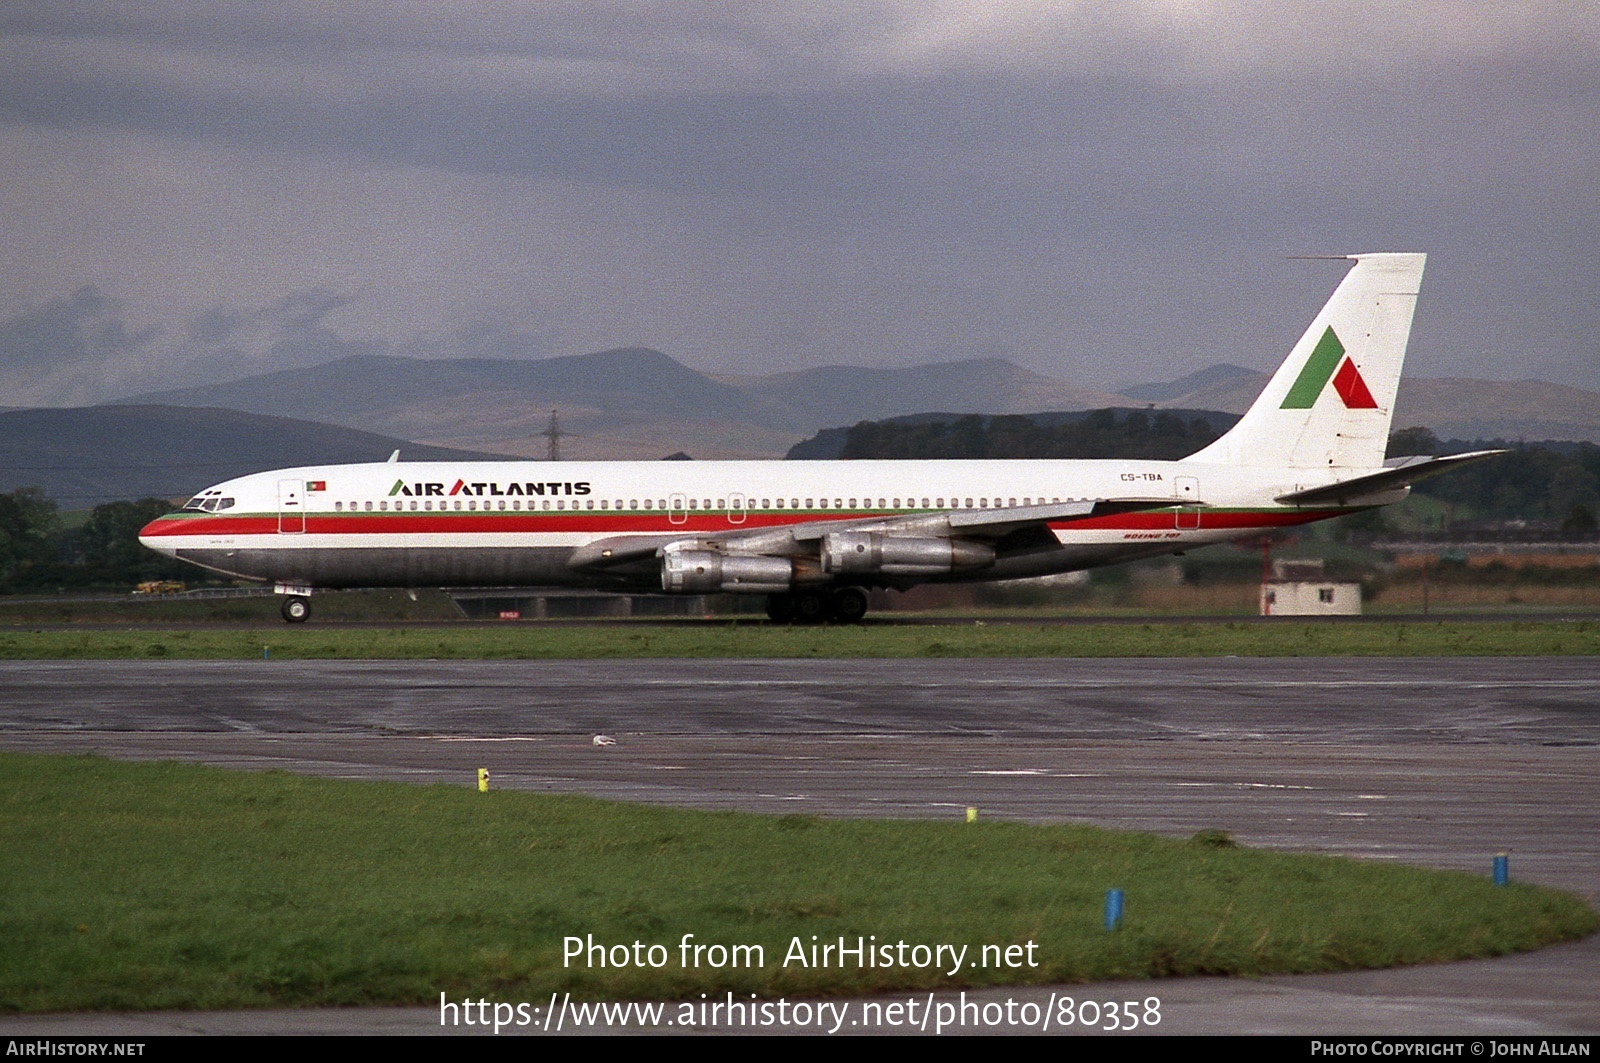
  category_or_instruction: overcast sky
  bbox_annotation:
[2,1,1597,406]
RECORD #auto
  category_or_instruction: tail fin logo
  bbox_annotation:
[1280,327,1379,410]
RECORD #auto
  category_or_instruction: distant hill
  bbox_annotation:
[745,359,1129,432]
[1124,364,1600,443]
[131,347,754,423]
[1119,364,1259,403]
[780,408,1241,457]
[0,406,508,509]
[123,349,1132,459]
[111,351,1600,460]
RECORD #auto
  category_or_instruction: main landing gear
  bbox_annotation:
[280,595,311,623]
[765,587,869,625]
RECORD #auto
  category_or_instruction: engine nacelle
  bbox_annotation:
[820,532,994,576]
[661,550,793,594]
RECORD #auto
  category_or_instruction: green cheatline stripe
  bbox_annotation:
[1281,326,1345,409]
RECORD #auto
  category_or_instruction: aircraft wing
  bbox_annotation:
[1275,450,1506,507]
[567,497,1174,573]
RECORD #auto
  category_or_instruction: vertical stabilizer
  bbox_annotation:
[1183,253,1424,470]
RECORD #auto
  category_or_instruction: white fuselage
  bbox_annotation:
[138,456,1366,592]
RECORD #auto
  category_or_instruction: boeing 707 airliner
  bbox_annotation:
[140,253,1498,623]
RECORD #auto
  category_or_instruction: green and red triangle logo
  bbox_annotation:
[1280,326,1378,410]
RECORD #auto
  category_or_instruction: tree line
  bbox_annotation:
[837,414,1600,535]
[0,492,193,593]
[838,409,1225,461]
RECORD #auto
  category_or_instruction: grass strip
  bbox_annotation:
[1,752,1593,1011]
[0,619,1597,660]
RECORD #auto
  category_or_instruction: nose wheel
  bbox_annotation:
[280,595,311,623]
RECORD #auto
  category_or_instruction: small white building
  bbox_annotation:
[1260,559,1361,616]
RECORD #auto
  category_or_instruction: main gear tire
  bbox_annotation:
[765,594,796,623]
[828,587,869,624]
[790,589,830,625]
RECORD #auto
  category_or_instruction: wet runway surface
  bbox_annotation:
[5,657,1597,743]
[2,656,1597,1035]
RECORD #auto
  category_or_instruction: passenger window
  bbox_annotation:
[848,498,857,508]
[717,499,725,509]
[365,501,374,512]
[818,499,828,509]
[688,499,698,509]
[643,500,653,509]
[334,502,343,511]
[805,499,814,509]
[791,499,799,509]
[425,501,433,511]
[411,500,418,511]
[921,498,929,507]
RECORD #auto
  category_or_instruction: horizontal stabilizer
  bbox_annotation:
[1275,450,1506,506]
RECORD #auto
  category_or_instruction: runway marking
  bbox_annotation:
[969,769,1048,776]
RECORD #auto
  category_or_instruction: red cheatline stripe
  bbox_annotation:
[140,507,1349,539]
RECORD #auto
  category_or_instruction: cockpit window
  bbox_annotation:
[181,492,235,513]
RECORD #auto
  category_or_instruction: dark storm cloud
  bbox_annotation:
[0,287,156,372]
[1,2,1596,394]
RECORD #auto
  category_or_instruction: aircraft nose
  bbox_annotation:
[138,515,179,556]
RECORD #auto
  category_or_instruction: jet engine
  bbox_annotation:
[661,549,793,594]
[819,532,994,576]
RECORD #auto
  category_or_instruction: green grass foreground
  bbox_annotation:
[0,618,1597,660]
[1,753,1593,1011]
